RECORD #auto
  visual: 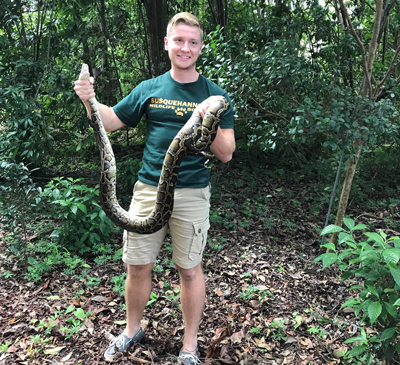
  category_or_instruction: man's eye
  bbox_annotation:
[191,41,198,45]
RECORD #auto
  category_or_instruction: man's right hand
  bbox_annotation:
[74,74,95,102]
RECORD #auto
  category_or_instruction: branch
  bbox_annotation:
[366,0,383,76]
[375,43,400,92]
[338,0,369,89]
[377,0,397,44]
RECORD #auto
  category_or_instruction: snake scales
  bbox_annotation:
[79,64,229,234]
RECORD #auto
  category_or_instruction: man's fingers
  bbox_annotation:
[198,101,210,118]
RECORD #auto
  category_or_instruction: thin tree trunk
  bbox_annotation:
[142,0,169,77]
[330,141,363,244]
[329,0,383,244]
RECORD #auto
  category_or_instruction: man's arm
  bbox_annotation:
[210,127,235,163]
[74,78,125,132]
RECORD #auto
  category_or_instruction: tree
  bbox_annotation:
[141,0,169,77]
[330,0,400,244]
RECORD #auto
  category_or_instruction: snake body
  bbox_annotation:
[79,65,229,234]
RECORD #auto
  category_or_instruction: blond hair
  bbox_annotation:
[166,12,203,40]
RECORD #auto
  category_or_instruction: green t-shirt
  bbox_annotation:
[113,71,234,188]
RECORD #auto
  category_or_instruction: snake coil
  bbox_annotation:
[79,64,229,234]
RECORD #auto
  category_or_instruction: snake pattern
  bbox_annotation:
[79,64,229,234]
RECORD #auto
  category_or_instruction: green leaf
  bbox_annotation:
[383,249,400,267]
[346,344,368,357]
[347,284,364,291]
[353,224,367,231]
[320,225,343,235]
[70,205,78,214]
[343,217,355,231]
[344,335,366,344]
[389,265,400,287]
[114,320,127,326]
[364,232,384,246]
[76,203,87,214]
[384,301,397,318]
[321,243,336,252]
[314,252,337,269]
[381,327,397,342]
[368,302,382,325]
[73,307,85,320]
[65,305,75,314]
[366,285,379,300]
[394,298,400,306]
[338,232,355,244]
[341,299,360,308]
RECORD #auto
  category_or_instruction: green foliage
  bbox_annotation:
[0,160,41,262]
[117,158,142,193]
[25,246,90,281]
[40,177,117,253]
[269,319,287,341]
[315,218,400,362]
[112,273,127,296]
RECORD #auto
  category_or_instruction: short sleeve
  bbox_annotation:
[113,82,147,128]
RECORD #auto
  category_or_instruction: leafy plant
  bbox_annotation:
[147,292,159,307]
[0,340,12,353]
[269,319,287,341]
[112,273,127,296]
[0,160,41,267]
[315,218,400,363]
[40,177,117,253]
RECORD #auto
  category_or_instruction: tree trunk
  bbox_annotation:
[329,141,364,244]
[329,0,383,244]
[141,0,169,77]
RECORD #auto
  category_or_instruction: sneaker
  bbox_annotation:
[104,328,144,362]
[177,348,201,365]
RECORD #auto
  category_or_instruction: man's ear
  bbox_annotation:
[199,42,204,55]
[164,37,169,51]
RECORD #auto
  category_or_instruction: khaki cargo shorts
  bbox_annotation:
[122,181,211,269]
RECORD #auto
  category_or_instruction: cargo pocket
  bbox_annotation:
[188,218,210,261]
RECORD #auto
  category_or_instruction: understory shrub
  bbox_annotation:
[40,177,118,253]
[315,218,400,364]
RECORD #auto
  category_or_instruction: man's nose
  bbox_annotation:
[181,42,190,51]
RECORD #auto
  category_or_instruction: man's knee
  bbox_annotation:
[177,264,203,283]
[127,263,153,279]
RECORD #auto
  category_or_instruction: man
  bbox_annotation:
[74,12,235,365]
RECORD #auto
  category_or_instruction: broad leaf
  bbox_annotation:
[346,344,368,357]
[76,203,87,214]
[364,232,384,247]
[320,224,343,236]
[389,265,400,288]
[366,285,379,300]
[384,302,397,318]
[343,217,355,231]
[353,224,367,231]
[383,248,400,267]
[368,302,382,325]
[321,243,336,252]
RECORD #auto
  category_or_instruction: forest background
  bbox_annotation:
[1,0,400,364]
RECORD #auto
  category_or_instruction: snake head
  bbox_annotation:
[79,64,90,81]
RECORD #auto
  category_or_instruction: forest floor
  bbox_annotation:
[1,161,399,365]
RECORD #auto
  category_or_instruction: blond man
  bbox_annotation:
[74,12,235,365]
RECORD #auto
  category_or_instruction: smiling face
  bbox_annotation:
[164,24,203,74]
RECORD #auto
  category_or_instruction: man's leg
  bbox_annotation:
[176,263,205,353]
[124,263,154,337]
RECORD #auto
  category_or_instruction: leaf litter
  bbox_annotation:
[1,165,399,364]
